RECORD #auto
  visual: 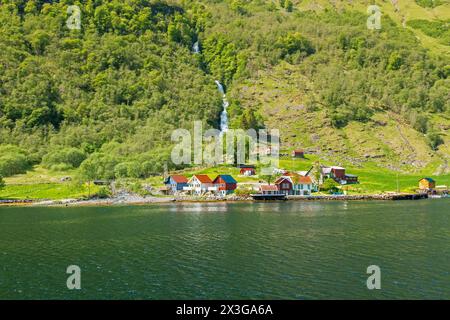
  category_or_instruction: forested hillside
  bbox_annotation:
[0,0,449,187]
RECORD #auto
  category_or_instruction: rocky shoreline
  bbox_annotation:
[0,192,433,207]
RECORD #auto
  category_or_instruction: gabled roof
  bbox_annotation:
[294,176,312,184]
[419,177,435,183]
[275,177,291,185]
[260,185,278,191]
[214,175,237,184]
[321,166,345,173]
[237,164,256,169]
[321,167,332,174]
[169,175,188,183]
[191,174,212,184]
[283,174,312,184]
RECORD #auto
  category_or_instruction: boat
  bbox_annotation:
[251,193,287,201]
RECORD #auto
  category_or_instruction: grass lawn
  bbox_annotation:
[0,183,98,200]
[1,166,99,200]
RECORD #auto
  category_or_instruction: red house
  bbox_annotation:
[275,177,293,195]
[213,175,237,196]
[331,166,345,180]
[291,149,304,158]
[239,165,256,176]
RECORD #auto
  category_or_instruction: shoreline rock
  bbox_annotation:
[0,193,433,207]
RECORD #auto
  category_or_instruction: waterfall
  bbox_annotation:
[215,80,229,133]
[192,41,200,54]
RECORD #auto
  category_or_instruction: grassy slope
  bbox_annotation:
[232,60,450,172]
[0,167,98,200]
[297,0,450,57]
[227,0,449,175]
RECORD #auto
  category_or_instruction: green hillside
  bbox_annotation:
[0,0,449,199]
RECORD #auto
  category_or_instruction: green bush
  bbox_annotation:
[0,175,5,190]
[114,161,142,178]
[114,163,129,178]
[95,186,112,199]
[275,32,315,63]
[0,152,30,177]
[321,179,340,193]
[426,132,444,150]
[42,148,86,170]
[415,0,444,8]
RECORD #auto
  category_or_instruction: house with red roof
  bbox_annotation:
[213,175,237,196]
[186,174,215,195]
[260,184,279,195]
[290,174,313,195]
[274,173,314,195]
[238,164,256,176]
[164,175,189,194]
[320,166,358,185]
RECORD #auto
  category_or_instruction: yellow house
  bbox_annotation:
[418,178,436,190]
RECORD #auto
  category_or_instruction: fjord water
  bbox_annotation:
[0,200,448,300]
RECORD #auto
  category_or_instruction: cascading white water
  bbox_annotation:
[192,41,200,54]
[215,80,229,133]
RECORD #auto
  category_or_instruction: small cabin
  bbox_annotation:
[419,178,436,191]
[239,166,256,176]
[291,149,304,158]
[260,185,279,195]
[331,166,346,180]
[213,175,237,196]
[343,174,358,184]
[275,177,293,195]
[164,175,188,193]
[321,166,352,184]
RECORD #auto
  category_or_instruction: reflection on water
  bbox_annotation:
[0,200,449,299]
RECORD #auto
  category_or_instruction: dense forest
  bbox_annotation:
[0,0,449,183]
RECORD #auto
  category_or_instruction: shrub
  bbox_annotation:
[321,178,340,193]
[42,147,86,169]
[0,152,30,177]
[415,0,444,8]
[95,186,112,199]
[276,32,315,63]
[0,175,5,190]
[426,132,444,150]
[114,161,142,178]
[114,163,129,178]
